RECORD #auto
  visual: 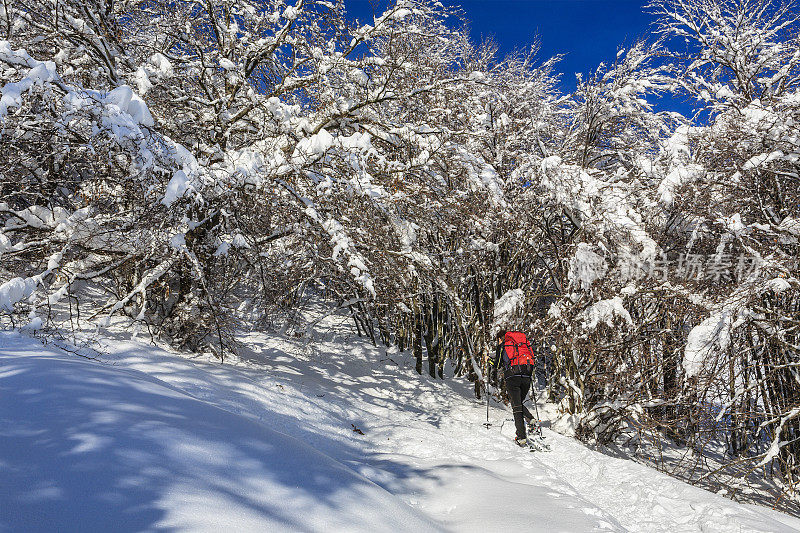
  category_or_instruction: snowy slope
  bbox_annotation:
[0,333,439,532]
[2,309,800,532]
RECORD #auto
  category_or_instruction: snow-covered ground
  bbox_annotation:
[2,308,800,532]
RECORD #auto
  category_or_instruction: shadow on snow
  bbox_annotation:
[0,333,442,532]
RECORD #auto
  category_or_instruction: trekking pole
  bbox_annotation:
[484,381,492,429]
[530,384,544,438]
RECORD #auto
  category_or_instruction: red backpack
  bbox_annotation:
[501,331,535,375]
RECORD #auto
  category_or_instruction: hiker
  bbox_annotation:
[490,327,536,446]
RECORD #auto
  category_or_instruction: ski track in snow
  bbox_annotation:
[2,308,800,532]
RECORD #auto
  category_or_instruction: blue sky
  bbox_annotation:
[344,0,691,114]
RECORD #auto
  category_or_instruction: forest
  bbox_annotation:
[0,0,798,508]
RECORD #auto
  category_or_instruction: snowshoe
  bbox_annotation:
[523,419,551,451]
[526,436,551,452]
[512,435,548,452]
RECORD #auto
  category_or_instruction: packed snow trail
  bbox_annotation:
[2,309,800,532]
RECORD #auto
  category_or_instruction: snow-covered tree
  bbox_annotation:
[2,0,799,504]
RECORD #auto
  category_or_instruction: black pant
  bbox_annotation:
[505,375,533,439]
